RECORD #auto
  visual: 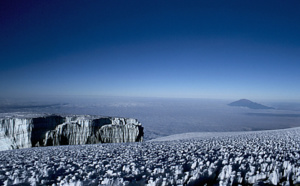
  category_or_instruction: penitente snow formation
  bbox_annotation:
[0,114,143,151]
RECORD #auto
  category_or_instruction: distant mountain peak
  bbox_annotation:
[228,99,274,110]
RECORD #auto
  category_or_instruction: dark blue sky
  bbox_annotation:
[1,0,300,100]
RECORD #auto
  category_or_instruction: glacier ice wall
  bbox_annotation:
[0,114,143,151]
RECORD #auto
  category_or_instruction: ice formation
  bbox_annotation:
[0,127,299,185]
[0,114,143,150]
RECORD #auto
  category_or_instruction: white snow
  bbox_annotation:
[0,127,299,185]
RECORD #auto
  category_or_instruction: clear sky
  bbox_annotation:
[1,0,300,100]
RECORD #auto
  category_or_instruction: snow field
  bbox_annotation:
[0,127,300,185]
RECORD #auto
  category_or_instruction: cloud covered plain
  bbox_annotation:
[1,97,300,140]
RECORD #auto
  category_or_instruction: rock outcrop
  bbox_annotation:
[0,114,143,151]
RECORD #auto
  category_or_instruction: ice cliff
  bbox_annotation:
[0,114,143,151]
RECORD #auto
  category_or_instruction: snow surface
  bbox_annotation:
[0,127,300,185]
[149,127,300,142]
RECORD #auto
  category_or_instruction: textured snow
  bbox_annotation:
[0,127,299,185]
[149,127,299,142]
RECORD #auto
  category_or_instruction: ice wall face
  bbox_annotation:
[0,118,33,149]
[43,117,143,146]
[0,114,143,151]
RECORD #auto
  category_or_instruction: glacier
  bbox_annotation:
[0,114,143,151]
